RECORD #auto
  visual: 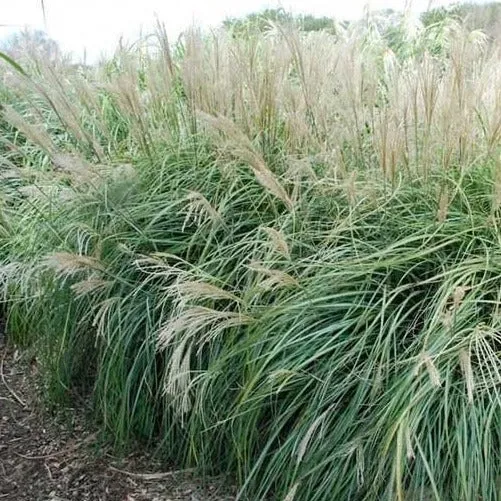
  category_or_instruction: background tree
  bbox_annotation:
[223,8,340,36]
[1,29,62,62]
[421,2,501,40]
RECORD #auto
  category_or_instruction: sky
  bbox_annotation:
[0,0,493,62]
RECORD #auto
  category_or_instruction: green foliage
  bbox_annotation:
[420,5,464,27]
[0,51,28,76]
[421,2,501,40]
[298,14,339,34]
[223,8,339,36]
[1,11,501,501]
[223,8,292,35]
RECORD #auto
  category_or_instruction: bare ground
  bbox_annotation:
[0,340,236,501]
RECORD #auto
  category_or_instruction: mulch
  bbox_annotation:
[0,329,236,501]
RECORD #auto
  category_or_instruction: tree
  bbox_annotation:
[223,8,339,36]
[1,29,62,62]
[297,14,339,34]
[421,2,501,40]
[420,5,463,27]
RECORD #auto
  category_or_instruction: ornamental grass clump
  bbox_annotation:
[1,12,501,500]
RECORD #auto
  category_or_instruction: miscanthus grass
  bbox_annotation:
[1,12,501,500]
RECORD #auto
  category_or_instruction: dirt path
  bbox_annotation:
[0,343,235,501]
